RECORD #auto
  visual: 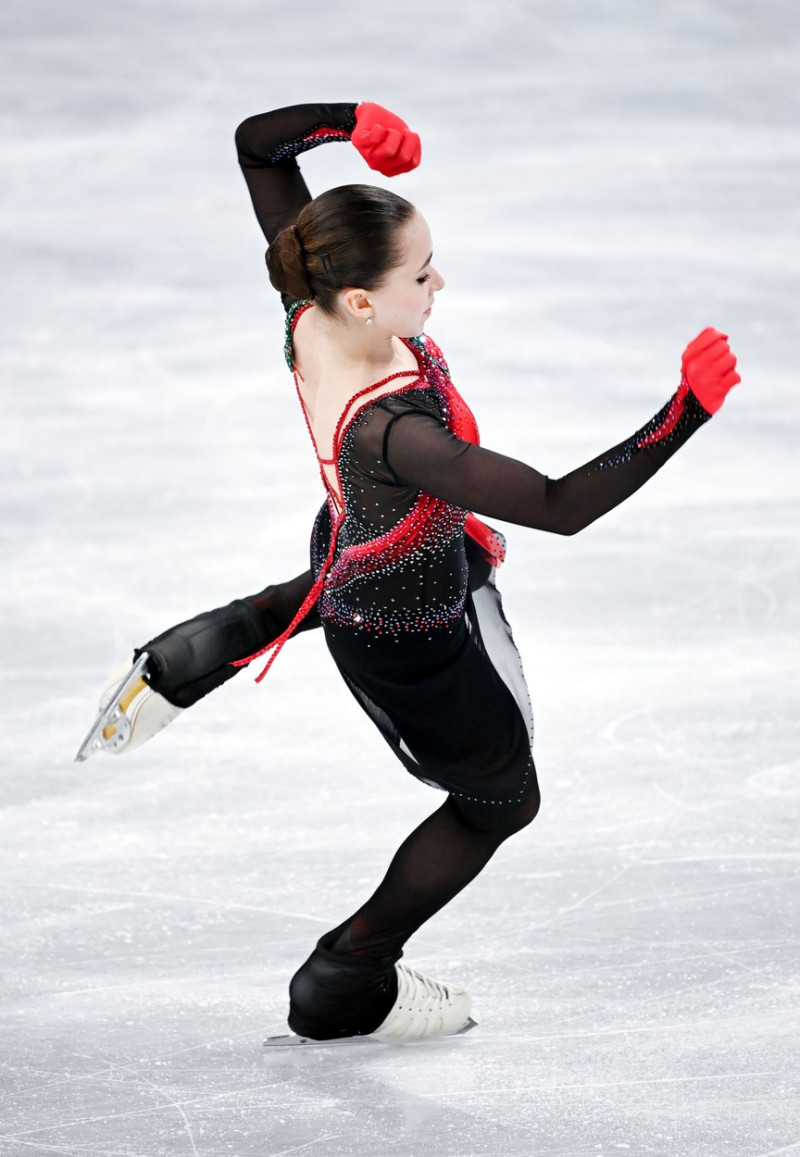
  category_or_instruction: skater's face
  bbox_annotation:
[348,212,445,338]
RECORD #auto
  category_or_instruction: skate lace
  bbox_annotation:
[399,964,454,1011]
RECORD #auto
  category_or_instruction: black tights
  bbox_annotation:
[332,778,541,956]
[288,769,540,1038]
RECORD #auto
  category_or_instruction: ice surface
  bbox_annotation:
[1,1,798,1154]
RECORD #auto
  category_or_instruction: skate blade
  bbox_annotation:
[74,654,149,762]
[263,1016,477,1049]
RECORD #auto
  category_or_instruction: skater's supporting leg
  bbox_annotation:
[288,773,540,1038]
[330,777,541,958]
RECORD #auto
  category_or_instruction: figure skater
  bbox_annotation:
[77,101,740,1043]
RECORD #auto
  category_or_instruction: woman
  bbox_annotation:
[79,101,740,1043]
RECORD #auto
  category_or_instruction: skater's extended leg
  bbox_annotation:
[77,570,321,759]
[143,569,320,708]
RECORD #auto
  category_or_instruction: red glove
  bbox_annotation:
[351,102,421,177]
[681,327,741,414]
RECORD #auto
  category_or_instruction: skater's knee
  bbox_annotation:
[511,781,541,832]
[497,780,540,837]
[452,775,541,839]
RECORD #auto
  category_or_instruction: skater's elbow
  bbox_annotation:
[538,482,585,536]
[234,117,259,164]
[540,515,583,537]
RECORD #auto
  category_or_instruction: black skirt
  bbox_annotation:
[321,538,535,806]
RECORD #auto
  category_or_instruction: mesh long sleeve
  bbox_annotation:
[353,385,710,536]
[235,103,358,246]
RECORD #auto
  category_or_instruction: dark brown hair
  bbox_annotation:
[266,184,416,315]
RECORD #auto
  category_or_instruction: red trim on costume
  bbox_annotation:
[303,127,352,145]
[637,375,689,449]
[235,309,503,680]
[464,514,506,567]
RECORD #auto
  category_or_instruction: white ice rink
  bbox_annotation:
[2,2,798,1154]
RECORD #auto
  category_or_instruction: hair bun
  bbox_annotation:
[265,185,415,315]
[267,225,314,301]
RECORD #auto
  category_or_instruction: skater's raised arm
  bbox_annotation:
[235,102,421,307]
[359,329,740,535]
[235,104,358,246]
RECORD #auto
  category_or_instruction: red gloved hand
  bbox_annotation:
[681,327,741,414]
[351,102,422,177]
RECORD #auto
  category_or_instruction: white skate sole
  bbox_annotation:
[263,1016,477,1048]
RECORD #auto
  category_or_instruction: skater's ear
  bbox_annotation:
[340,288,374,325]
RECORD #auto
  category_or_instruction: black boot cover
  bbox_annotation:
[288,930,400,1040]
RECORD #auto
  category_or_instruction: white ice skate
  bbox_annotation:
[74,655,183,762]
[263,963,475,1048]
[369,963,473,1042]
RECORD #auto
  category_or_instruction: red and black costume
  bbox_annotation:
[141,103,713,1039]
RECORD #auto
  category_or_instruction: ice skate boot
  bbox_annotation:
[266,955,475,1047]
[74,655,182,762]
[368,963,474,1042]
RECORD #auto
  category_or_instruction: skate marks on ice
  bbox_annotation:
[0,1032,522,1157]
